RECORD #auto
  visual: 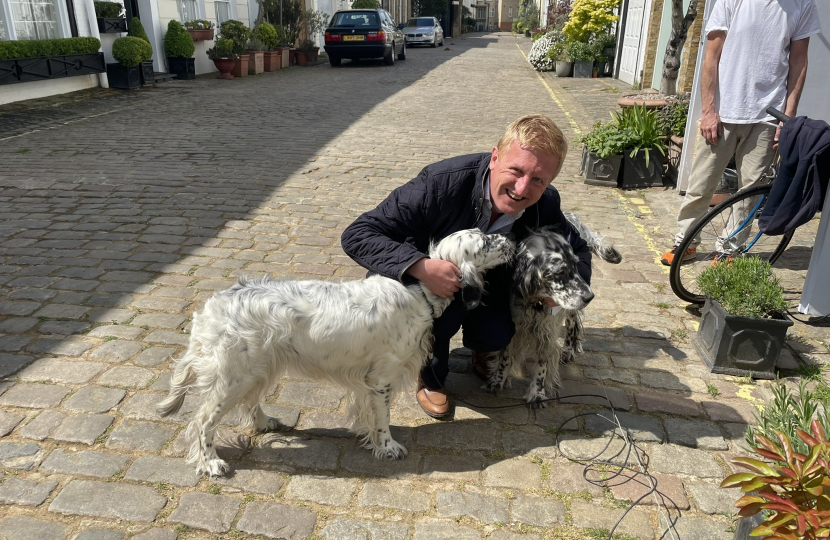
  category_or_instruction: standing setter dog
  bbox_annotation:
[484,215,620,406]
[157,229,514,476]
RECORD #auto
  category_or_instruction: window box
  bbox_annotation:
[187,29,215,41]
[0,53,105,85]
[97,17,128,33]
[106,62,140,89]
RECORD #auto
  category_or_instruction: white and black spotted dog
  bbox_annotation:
[483,226,596,407]
[156,229,514,476]
[559,212,622,364]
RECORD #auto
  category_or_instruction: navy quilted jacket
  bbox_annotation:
[341,152,592,285]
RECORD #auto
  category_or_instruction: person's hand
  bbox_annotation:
[700,111,722,145]
[407,258,462,298]
[773,122,782,150]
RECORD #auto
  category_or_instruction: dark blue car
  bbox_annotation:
[324,9,406,66]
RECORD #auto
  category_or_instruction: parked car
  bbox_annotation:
[324,9,406,66]
[402,16,444,47]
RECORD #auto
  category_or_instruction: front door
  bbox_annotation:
[618,0,647,85]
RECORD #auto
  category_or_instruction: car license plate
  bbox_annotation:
[343,35,364,41]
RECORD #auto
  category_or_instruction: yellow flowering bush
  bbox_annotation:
[563,0,621,42]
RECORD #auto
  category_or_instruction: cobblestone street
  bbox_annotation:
[0,32,826,540]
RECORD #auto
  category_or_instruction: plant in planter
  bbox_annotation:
[576,121,635,186]
[219,20,252,77]
[272,25,292,67]
[612,103,666,188]
[657,94,690,183]
[546,41,572,77]
[591,32,616,75]
[295,39,314,66]
[206,37,238,79]
[184,20,215,41]
[0,37,105,86]
[302,9,329,62]
[244,37,266,74]
[94,1,127,33]
[256,22,282,71]
[568,40,593,78]
[127,17,154,85]
[107,35,152,89]
[164,20,196,79]
[720,419,830,540]
[528,30,562,72]
[693,257,792,379]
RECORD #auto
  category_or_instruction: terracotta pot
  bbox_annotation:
[617,92,669,108]
[263,51,281,71]
[308,46,319,62]
[187,28,214,41]
[245,50,264,74]
[231,54,250,77]
[288,48,297,65]
[295,51,308,66]
[212,58,235,79]
[274,47,289,68]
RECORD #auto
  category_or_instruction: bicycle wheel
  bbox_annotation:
[669,184,794,304]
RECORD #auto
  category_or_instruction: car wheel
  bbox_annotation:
[431,35,437,47]
[384,44,395,65]
[398,42,406,60]
[329,55,341,66]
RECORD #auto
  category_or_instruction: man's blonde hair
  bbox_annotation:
[496,114,568,168]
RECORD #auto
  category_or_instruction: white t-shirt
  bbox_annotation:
[705,0,821,124]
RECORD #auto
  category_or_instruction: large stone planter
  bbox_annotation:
[0,53,105,85]
[583,151,623,187]
[573,60,592,78]
[231,54,250,77]
[263,51,281,71]
[620,148,664,189]
[555,61,572,77]
[245,51,264,74]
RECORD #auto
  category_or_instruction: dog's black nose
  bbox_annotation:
[583,290,595,304]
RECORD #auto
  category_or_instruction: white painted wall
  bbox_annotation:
[0,76,99,106]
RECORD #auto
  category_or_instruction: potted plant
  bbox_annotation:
[107,35,152,89]
[244,37,266,74]
[720,419,830,540]
[206,37,238,79]
[693,257,792,380]
[295,39,314,66]
[219,20,252,77]
[546,41,572,77]
[164,20,196,79]
[273,25,291,68]
[256,22,282,71]
[569,41,593,78]
[302,9,329,62]
[657,94,690,184]
[576,121,634,187]
[127,17,154,85]
[184,20,215,41]
[94,1,127,33]
[613,104,666,188]
[0,37,105,86]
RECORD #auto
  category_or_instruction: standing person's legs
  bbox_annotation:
[673,124,741,247]
[718,124,777,250]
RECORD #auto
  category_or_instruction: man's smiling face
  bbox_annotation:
[488,140,561,215]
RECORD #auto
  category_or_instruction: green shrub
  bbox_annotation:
[256,22,278,50]
[576,122,635,159]
[164,20,195,58]
[245,37,267,51]
[112,36,152,67]
[697,257,787,318]
[206,37,238,60]
[0,37,101,60]
[127,17,151,52]
[350,0,380,7]
[219,20,252,55]
[567,40,593,61]
[612,104,666,165]
[656,94,690,138]
[274,24,291,47]
[94,0,123,17]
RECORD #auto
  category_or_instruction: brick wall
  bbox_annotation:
[677,0,706,93]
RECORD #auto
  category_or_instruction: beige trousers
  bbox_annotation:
[674,122,777,248]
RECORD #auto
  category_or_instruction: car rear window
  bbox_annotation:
[332,12,379,27]
[406,18,434,27]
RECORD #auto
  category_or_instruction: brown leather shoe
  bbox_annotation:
[416,379,450,418]
[471,350,500,381]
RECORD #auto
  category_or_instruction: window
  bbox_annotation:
[8,0,61,39]
[475,6,485,18]
[508,6,511,17]
[179,0,198,22]
[215,0,230,28]
[489,7,494,17]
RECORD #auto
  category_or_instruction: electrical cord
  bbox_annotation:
[452,392,683,540]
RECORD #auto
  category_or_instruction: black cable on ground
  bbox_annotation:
[453,393,683,540]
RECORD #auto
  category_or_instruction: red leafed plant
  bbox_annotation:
[720,419,830,539]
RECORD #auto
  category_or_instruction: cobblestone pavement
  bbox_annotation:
[0,32,827,540]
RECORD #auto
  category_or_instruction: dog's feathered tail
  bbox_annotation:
[156,314,200,417]
[565,212,622,264]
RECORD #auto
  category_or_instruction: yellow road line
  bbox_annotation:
[514,42,582,135]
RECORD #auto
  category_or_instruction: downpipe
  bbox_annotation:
[83,0,109,88]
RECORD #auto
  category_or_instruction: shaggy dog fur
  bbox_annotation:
[156,229,514,476]
[483,226,595,406]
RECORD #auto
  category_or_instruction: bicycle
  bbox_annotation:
[669,106,795,304]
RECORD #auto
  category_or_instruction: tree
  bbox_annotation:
[262,0,304,45]
[413,0,446,17]
[547,0,571,31]
[563,0,619,43]
[351,0,380,8]
[659,0,700,95]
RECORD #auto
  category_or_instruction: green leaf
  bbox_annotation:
[733,457,780,476]
[722,473,757,488]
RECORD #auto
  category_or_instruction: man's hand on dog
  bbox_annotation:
[408,258,462,298]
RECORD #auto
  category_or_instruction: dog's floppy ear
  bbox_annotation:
[459,261,484,310]
[512,251,540,300]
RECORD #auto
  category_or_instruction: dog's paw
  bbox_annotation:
[526,397,548,409]
[200,458,230,477]
[255,414,281,433]
[372,439,408,460]
[560,350,574,364]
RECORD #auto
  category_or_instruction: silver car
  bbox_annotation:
[403,17,444,47]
